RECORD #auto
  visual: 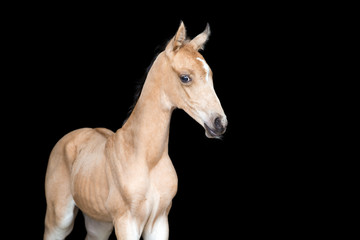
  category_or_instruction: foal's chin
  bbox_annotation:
[205,131,223,139]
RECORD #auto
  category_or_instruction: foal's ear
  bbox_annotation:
[166,21,187,55]
[189,23,211,51]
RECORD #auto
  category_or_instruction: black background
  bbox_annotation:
[4,2,337,239]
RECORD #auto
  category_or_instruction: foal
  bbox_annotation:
[44,22,227,240]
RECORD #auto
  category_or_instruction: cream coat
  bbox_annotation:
[44,22,227,240]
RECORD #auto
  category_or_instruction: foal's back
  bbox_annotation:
[46,127,113,174]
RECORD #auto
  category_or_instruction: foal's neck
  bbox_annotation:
[121,53,173,168]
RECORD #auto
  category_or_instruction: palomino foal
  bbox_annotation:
[44,22,227,240]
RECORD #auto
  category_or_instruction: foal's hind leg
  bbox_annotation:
[44,138,79,240]
[44,197,78,240]
[84,214,113,240]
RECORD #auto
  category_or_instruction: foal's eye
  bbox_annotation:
[180,75,192,84]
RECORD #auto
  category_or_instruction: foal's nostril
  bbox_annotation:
[214,117,225,133]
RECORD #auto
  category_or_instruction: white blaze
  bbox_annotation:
[196,57,210,82]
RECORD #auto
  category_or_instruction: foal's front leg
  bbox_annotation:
[114,214,141,240]
[142,216,169,240]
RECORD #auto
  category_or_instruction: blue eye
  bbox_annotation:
[180,75,192,83]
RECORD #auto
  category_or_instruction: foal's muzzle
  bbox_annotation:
[205,116,228,138]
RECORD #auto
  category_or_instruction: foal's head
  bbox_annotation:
[163,22,227,138]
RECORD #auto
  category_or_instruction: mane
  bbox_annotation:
[122,43,166,126]
[122,35,195,126]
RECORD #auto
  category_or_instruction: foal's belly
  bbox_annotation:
[71,169,112,221]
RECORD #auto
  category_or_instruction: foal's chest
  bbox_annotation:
[141,173,178,222]
[150,157,178,201]
[132,157,178,218]
[148,157,178,211]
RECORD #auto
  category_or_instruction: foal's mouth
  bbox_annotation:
[204,123,223,139]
